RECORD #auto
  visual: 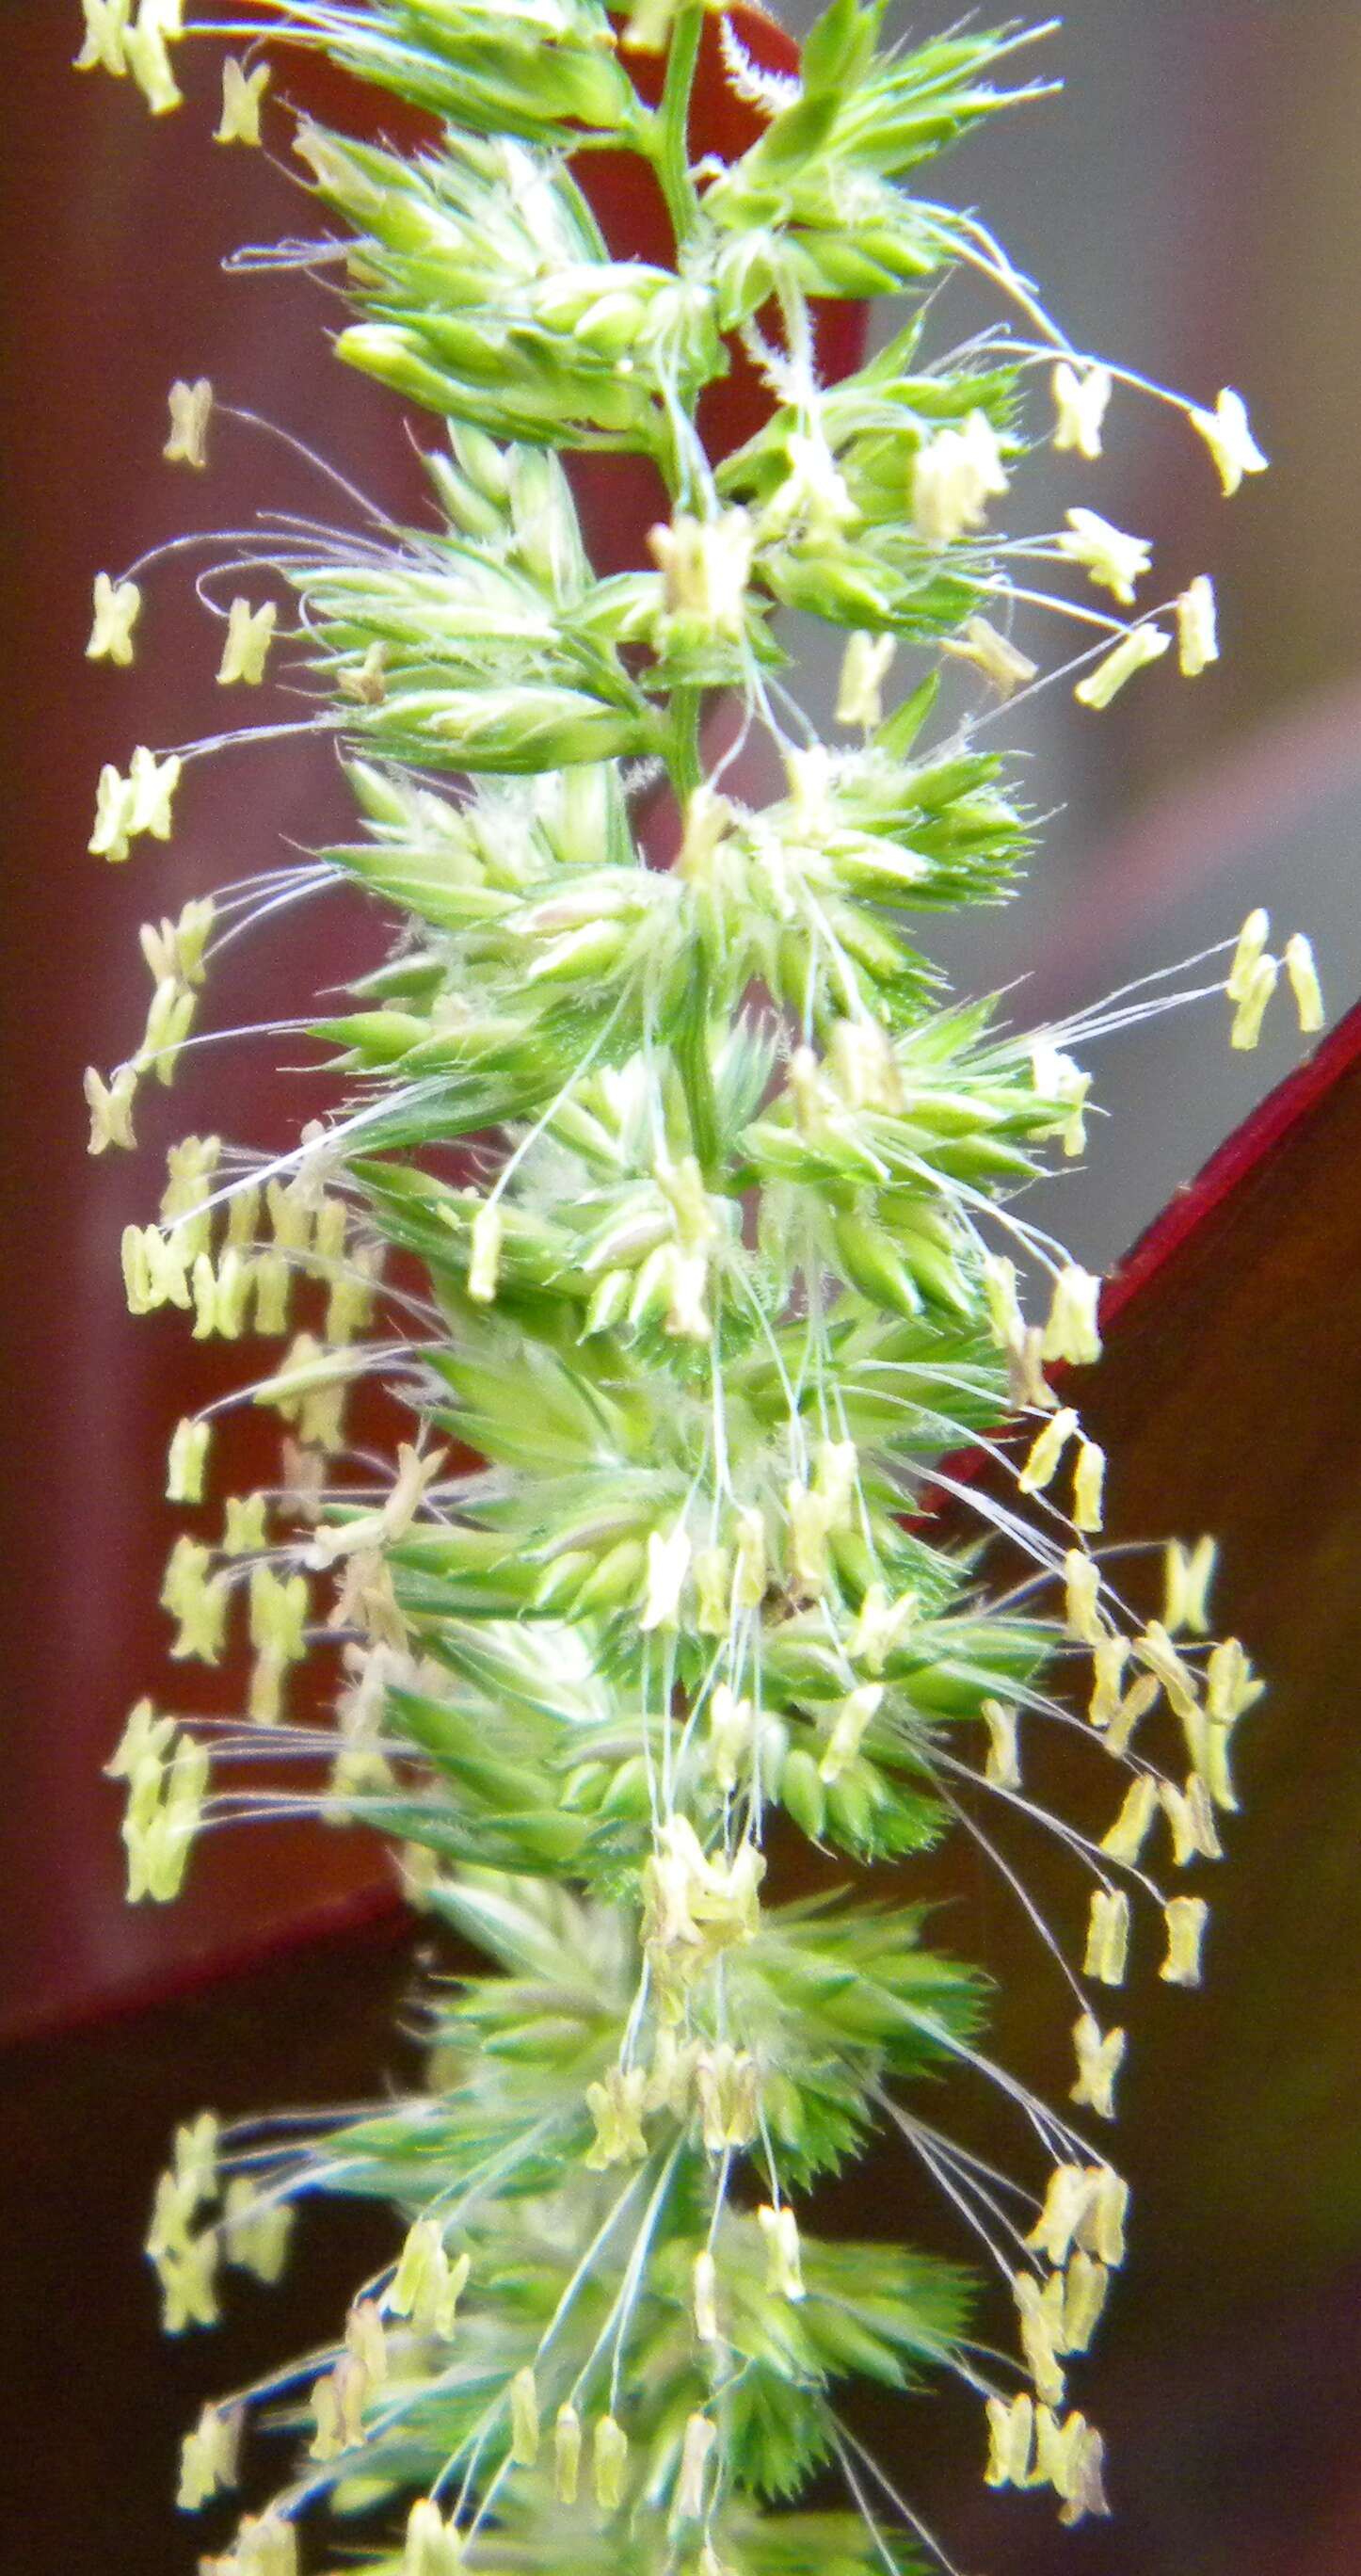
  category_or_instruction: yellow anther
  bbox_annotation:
[1018,1406,1079,1495]
[1033,2405,1089,2502]
[233,2512,300,2576]
[911,411,1008,544]
[1082,1888,1130,1986]
[984,2391,1034,2487]
[1230,951,1278,1049]
[85,1061,137,1153]
[167,1415,212,1504]
[248,1644,286,1727]
[1064,1549,1103,1646]
[1088,1634,1130,1728]
[812,1436,859,1528]
[106,1695,175,1782]
[1061,2250,1110,2354]
[310,2356,368,2458]
[1206,1635,1265,1725]
[165,376,213,467]
[707,1682,755,1795]
[819,1682,882,1784]
[592,2412,629,2512]
[217,596,277,686]
[1284,932,1324,1033]
[1075,623,1171,709]
[825,1015,904,1116]
[224,1180,262,1251]
[172,2106,219,2207]
[1026,2165,1096,2267]
[162,1535,229,1663]
[216,53,270,145]
[758,2201,805,2301]
[346,2298,388,2383]
[509,2365,539,2467]
[1189,387,1269,496]
[1032,1039,1092,1157]
[1072,1440,1105,1533]
[1177,574,1219,676]
[1013,2266,1065,2400]
[405,2497,463,2576]
[124,8,183,112]
[157,2228,219,2330]
[694,2042,760,2149]
[1104,1672,1161,1758]
[584,2064,648,2170]
[326,1243,381,1344]
[647,507,754,638]
[178,2401,242,2509]
[1075,2164,1129,2266]
[129,744,183,840]
[89,762,136,862]
[266,1177,312,1254]
[138,974,197,1086]
[941,614,1037,697]
[1058,2421,1111,2526]
[251,1249,292,1336]
[88,570,142,665]
[390,2221,469,2339]
[1009,1323,1057,1412]
[339,639,390,704]
[1226,907,1269,1001]
[731,1505,768,1611]
[1070,2013,1126,2121]
[554,2403,582,2504]
[639,1523,690,1632]
[1163,1535,1216,1635]
[75,0,131,76]
[161,1128,220,1213]
[846,1582,918,1673]
[677,2412,716,2519]
[1133,1619,1198,1719]
[1161,1893,1209,1987]
[692,2248,719,2345]
[248,1564,309,1664]
[1042,1265,1102,1366]
[693,1544,730,1636]
[468,1199,503,1304]
[836,629,895,729]
[785,1478,835,1594]
[130,1220,194,1313]
[1159,1774,1223,1867]
[982,1251,1024,1351]
[981,1696,1020,1789]
[1059,507,1151,606]
[1051,360,1113,459]
[1099,1774,1158,1866]
[123,1731,208,1904]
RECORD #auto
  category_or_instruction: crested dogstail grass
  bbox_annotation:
[78,5,1314,2570]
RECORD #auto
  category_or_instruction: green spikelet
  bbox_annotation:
[80,3,1292,2569]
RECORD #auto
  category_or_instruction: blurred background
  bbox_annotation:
[3,7,1361,2569]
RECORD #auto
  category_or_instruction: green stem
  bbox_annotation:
[668,683,703,800]
[653,3,705,252]
[668,684,721,1176]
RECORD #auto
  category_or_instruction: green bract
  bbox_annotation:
[78,3,1281,2572]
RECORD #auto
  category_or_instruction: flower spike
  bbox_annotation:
[78,8,1295,2569]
